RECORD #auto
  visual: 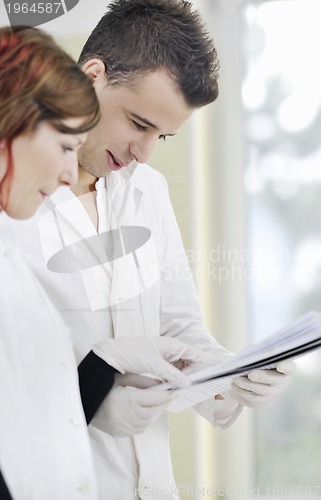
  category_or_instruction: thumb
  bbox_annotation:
[154,337,212,365]
[145,358,191,389]
[130,387,175,406]
[275,360,296,375]
[158,361,191,388]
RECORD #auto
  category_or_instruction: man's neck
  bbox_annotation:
[71,165,99,231]
[71,165,97,197]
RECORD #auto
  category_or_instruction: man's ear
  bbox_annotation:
[81,59,107,83]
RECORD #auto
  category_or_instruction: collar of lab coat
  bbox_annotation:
[0,211,5,227]
[0,213,6,255]
[44,163,143,242]
[45,186,98,246]
[0,212,15,255]
[103,164,143,228]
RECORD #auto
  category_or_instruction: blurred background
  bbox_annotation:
[2,0,321,498]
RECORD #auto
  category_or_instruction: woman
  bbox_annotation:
[0,26,101,500]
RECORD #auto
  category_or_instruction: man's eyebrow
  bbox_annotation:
[130,112,176,137]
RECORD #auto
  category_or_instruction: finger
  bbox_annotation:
[173,345,211,364]
[127,387,175,406]
[228,386,276,408]
[227,386,258,407]
[132,402,172,423]
[141,357,192,388]
[117,373,160,389]
[247,369,287,386]
[275,360,296,375]
[124,402,171,434]
[233,375,258,391]
[159,362,192,388]
[156,338,208,365]
[233,376,275,395]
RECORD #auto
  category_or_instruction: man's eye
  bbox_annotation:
[132,121,147,132]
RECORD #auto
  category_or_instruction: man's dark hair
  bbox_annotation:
[78,0,220,107]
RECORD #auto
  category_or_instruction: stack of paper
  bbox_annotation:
[165,311,321,412]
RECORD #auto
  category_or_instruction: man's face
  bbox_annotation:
[78,65,194,178]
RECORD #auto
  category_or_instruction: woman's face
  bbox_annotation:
[0,118,88,219]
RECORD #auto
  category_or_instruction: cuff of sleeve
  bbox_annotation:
[194,396,243,429]
[92,341,126,374]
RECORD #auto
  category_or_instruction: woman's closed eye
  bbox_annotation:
[62,145,76,153]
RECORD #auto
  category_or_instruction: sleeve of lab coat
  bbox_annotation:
[157,174,242,428]
[78,352,118,424]
[0,469,13,500]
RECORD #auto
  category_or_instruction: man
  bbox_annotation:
[3,1,294,499]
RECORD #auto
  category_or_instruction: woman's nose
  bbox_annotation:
[59,156,79,186]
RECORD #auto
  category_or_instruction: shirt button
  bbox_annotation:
[4,247,16,258]
[77,481,90,495]
[70,418,83,428]
[60,361,71,372]
[138,482,152,497]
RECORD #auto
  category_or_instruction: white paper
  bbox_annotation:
[161,311,321,412]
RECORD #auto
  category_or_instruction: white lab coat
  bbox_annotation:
[2,163,241,500]
[0,216,98,500]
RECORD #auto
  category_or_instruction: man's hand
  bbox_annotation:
[224,360,296,408]
[92,374,174,437]
[92,337,208,389]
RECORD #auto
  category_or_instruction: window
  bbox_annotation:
[242,0,321,494]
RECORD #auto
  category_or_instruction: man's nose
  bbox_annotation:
[130,134,159,164]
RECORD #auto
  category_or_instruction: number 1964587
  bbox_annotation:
[6,3,63,14]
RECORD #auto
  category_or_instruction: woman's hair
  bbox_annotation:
[78,0,220,108]
[0,26,100,209]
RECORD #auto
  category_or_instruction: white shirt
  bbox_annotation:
[0,216,98,500]
[2,164,241,500]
